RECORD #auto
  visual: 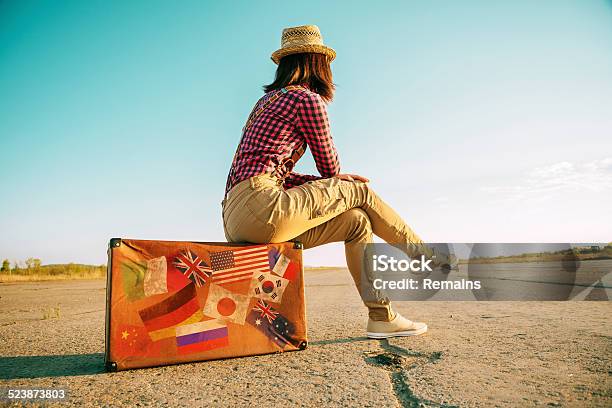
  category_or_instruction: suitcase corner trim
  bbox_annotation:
[104,237,121,370]
[109,238,122,248]
[105,361,118,372]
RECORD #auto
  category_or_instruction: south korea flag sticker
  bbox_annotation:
[251,272,289,303]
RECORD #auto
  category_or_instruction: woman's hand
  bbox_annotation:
[336,174,370,183]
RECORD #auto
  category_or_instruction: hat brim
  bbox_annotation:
[271,44,336,64]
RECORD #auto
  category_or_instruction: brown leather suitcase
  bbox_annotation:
[104,238,307,371]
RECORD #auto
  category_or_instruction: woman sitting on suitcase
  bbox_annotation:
[223,25,441,339]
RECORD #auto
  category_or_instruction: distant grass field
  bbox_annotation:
[461,246,612,264]
[0,264,339,282]
[0,263,106,282]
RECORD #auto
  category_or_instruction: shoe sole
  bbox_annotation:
[366,325,428,339]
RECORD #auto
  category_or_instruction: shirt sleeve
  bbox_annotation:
[295,92,340,179]
[283,171,321,189]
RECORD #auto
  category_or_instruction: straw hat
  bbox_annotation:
[271,25,336,64]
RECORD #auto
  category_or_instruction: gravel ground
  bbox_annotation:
[0,269,610,407]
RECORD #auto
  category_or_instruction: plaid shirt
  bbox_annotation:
[225,85,340,195]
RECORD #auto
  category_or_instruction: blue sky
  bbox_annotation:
[1,0,611,266]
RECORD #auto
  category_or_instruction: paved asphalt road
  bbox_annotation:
[0,269,610,407]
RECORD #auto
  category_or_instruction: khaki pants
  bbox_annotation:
[222,173,423,321]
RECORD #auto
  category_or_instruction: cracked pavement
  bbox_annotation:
[0,269,610,407]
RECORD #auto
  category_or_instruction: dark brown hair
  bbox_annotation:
[264,53,335,102]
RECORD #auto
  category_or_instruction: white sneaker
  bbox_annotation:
[366,313,428,339]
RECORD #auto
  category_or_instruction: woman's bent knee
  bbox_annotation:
[343,208,372,242]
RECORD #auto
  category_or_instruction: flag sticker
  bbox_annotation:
[114,324,153,359]
[270,251,299,281]
[210,245,270,285]
[174,250,212,287]
[247,300,300,350]
[147,309,205,342]
[121,259,146,301]
[272,254,290,277]
[175,319,229,355]
[144,256,168,297]
[138,283,200,332]
[251,272,289,303]
[252,299,279,324]
[203,284,251,325]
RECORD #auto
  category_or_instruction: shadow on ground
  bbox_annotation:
[0,353,105,379]
[310,336,371,346]
[311,336,451,407]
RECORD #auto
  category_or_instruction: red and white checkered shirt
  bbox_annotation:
[225,85,340,195]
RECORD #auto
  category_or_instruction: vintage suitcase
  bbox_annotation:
[104,238,307,371]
